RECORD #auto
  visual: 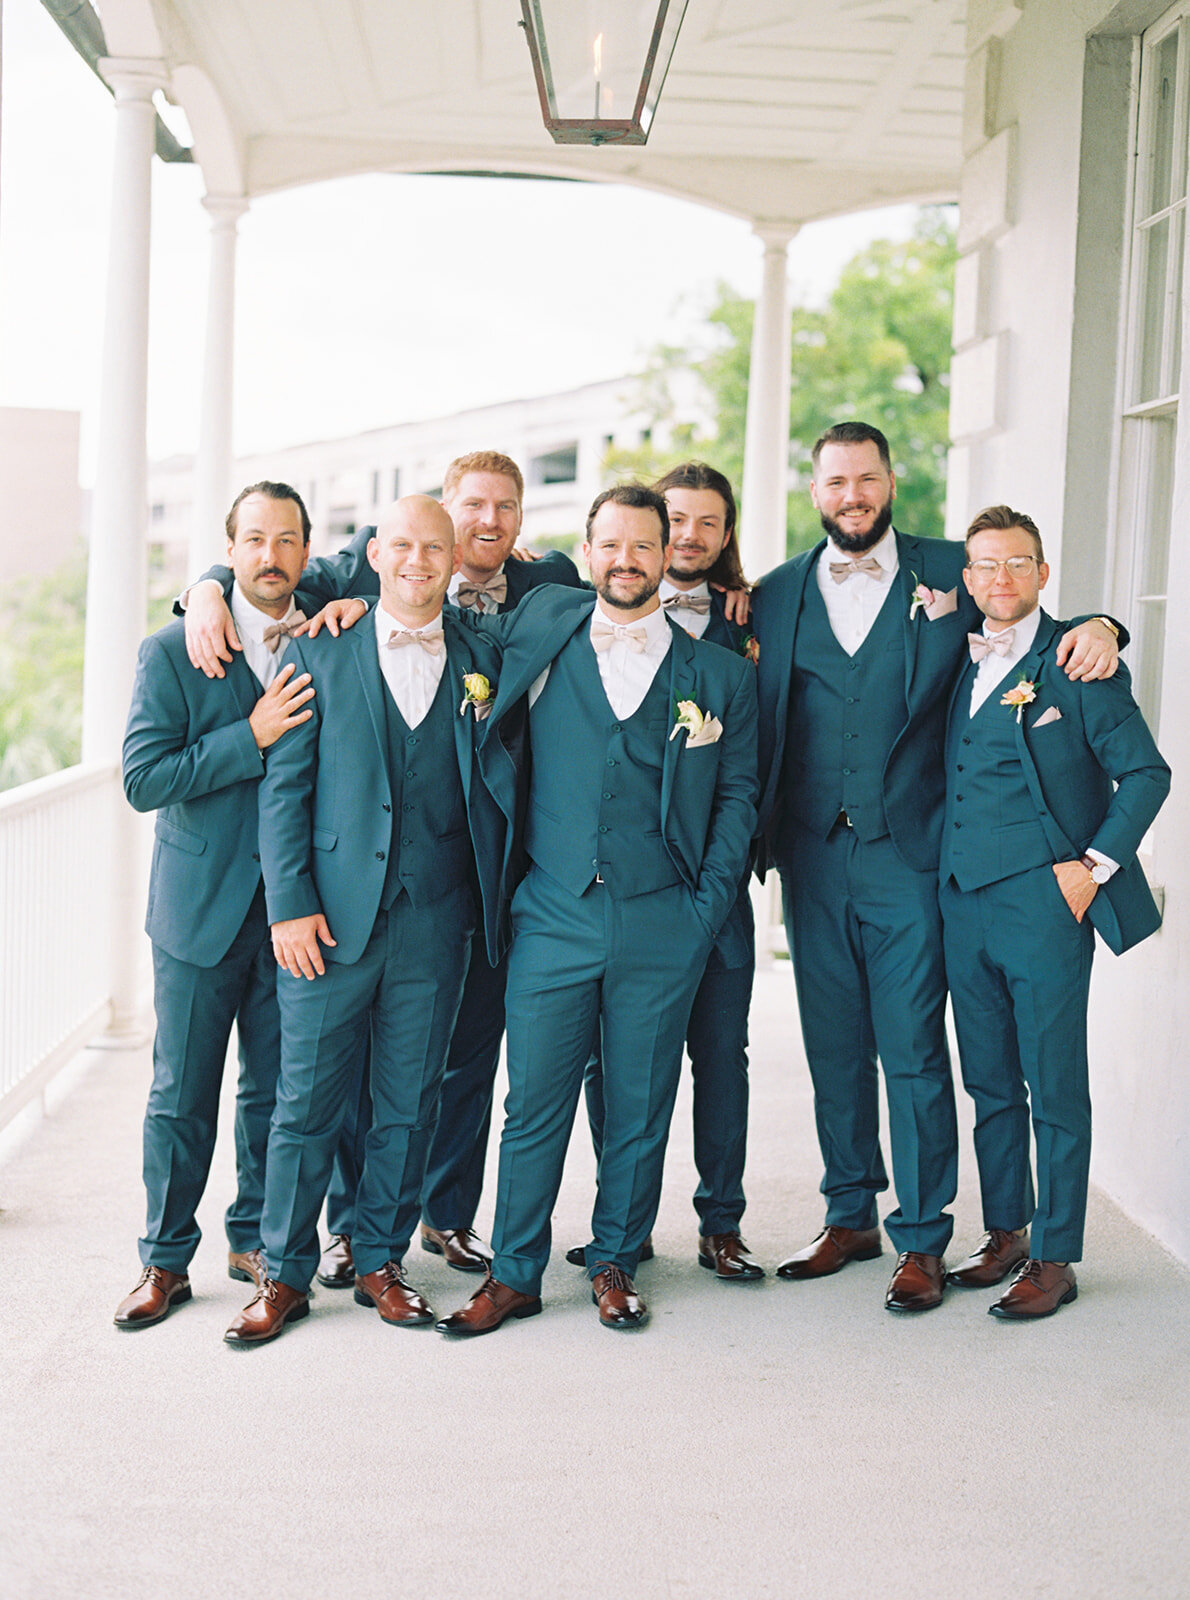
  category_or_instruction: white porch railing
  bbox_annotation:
[0,763,143,1131]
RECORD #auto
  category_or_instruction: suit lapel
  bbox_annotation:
[443,613,475,795]
[349,603,392,764]
[660,622,698,825]
[493,594,597,717]
[225,653,263,723]
[895,531,925,703]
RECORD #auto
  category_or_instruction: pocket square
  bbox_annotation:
[1033,705,1062,728]
[924,587,958,621]
[686,716,723,748]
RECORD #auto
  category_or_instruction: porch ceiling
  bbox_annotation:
[100,0,968,221]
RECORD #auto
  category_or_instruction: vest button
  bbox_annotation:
[382,803,391,813]
[376,851,385,860]
[406,770,415,779]
[606,758,616,767]
[598,825,609,834]
[846,697,856,705]
[251,852,259,862]
[842,768,852,776]
[407,736,418,745]
[402,837,412,846]
[403,804,413,813]
[844,733,854,740]
[611,724,622,732]
[603,792,613,800]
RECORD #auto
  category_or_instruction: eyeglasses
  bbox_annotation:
[966,557,1039,578]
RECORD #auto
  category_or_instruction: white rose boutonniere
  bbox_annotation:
[670,699,723,748]
[459,672,493,720]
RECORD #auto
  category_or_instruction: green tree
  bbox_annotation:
[607,206,957,561]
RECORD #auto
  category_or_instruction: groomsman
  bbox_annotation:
[115,483,315,1328]
[750,421,1123,1313]
[941,505,1169,1318]
[568,462,763,1279]
[436,484,758,1336]
[179,451,582,1288]
[223,496,512,1345]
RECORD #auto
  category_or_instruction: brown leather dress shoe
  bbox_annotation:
[223,1279,309,1347]
[228,1248,265,1286]
[776,1225,882,1279]
[354,1261,434,1325]
[435,1275,542,1337]
[114,1266,192,1330]
[698,1233,765,1280]
[419,1224,493,1273]
[565,1233,654,1268]
[316,1233,354,1288]
[884,1251,946,1312]
[591,1264,648,1329]
[988,1260,1078,1320]
[947,1228,1029,1289]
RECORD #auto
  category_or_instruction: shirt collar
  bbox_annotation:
[591,598,670,646]
[231,582,299,644]
[375,601,445,642]
[820,526,898,575]
[984,605,1041,657]
[659,577,711,604]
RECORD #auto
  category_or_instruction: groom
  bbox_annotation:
[436,483,758,1336]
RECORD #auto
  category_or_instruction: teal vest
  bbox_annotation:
[941,664,1054,890]
[780,578,905,844]
[525,630,680,900]
[380,670,469,909]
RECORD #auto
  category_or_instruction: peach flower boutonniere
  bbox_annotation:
[1001,675,1038,723]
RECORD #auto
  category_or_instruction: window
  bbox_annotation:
[371,470,381,506]
[529,444,578,486]
[391,467,401,499]
[1115,4,1186,731]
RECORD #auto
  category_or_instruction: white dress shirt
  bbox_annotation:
[528,599,673,716]
[658,577,711,639]
[231,584,302,688]
[374,603,447,729]
[968,605,1117,876]
[816,528,898,655]
[968,606,1042,716]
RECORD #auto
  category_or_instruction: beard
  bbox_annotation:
[595,568,659,611]
[819,498,894,553]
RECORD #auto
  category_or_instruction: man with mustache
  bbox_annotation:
[116,482,316,1328]
[567,462,763,1280]
[750,421,1124,1312]
[436,484,758,1335]
[179,452,583,1289]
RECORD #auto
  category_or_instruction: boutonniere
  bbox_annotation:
[738,634,759,665]
[670,699,723,748]
[1001,675,1038,723]
[459,672,493,720]
[908,573,957,621]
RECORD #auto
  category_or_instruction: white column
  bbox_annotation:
[83,56,167,1042]
[740,225,796,581]
[190,194,248,578]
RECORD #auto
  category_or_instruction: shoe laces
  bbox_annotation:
[1011,1258,1045,1285]
[593,1263,633,1294]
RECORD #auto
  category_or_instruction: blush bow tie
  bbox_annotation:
[661,593,712,615]
[591,619,649,653]
[968,629,1016,662]
[261,611,307,652]
[385,627,445,655]
[828,557,884,583]
[455,573,508,610]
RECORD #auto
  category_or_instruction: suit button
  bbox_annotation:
[956,795,964,802]
[956,766,963,773]
[954,822,962,829]
[376,851,385,860]
[251,852,260,862]
[961,737,971,746]
[382,803,391,813]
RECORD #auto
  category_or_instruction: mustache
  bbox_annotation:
[608,567,646,579]
[255,567,287,580]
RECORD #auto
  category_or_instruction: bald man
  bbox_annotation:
[224,498,514,1345]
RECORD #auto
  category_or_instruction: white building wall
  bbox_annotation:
[952,0,1190,1262]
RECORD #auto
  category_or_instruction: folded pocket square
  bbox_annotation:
[924,587,958,620]
[1033,705,1062,727]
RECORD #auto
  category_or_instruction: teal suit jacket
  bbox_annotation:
[464,586,759,942]
[123,621,271,968]
[751,532,1129,875]
[257,606,512,965]
[944,610,1170,955]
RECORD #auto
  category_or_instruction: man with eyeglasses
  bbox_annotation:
[939,505,1168,1318]
[750,421,1126,1314]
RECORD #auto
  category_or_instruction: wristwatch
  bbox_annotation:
[1080,853,1112,885]
[1092,615,1120,638]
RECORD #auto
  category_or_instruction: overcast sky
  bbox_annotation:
[0,0,918,484]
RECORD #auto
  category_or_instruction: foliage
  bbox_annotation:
[605,207,958,560]
[0,546,172,792]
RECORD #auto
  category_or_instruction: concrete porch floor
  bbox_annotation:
[1,961,1188,1600]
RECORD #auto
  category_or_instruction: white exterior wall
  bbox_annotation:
[147,374,708,590]
[951,0,1190,1262]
